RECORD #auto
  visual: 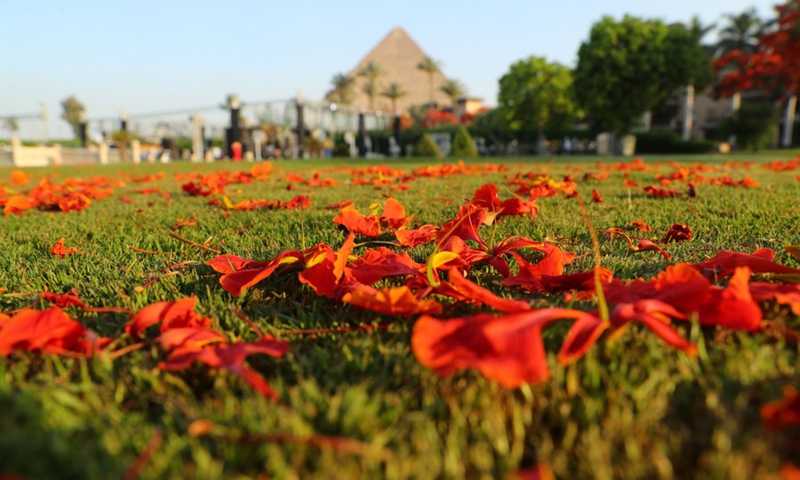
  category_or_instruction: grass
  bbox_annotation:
[1,153,799,479]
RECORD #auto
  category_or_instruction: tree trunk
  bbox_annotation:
[641,111,652,132]
[729,92,741,146]
[781,94,797,148]
[537,125,547,155]
[682,84,695,141]
[730,91,741,114]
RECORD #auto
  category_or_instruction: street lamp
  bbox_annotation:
[329,103,338,139]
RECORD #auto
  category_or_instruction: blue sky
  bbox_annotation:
[1,0,777,139]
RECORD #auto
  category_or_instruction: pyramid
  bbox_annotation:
[342,27,452,113]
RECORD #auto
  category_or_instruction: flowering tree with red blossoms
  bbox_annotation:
[715,0,799,145]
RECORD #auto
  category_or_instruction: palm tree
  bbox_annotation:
[440,79,466,109]
[326,73,356,105]
[358,61,384,111]
[715,8,764,122]
[381,83,408,113]
[417,56,441,106]
[715,8,763,57]
[2,117,20,138]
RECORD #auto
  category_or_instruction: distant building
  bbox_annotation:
[454,97,485,120]
[339,27,454,113]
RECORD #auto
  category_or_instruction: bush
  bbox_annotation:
[413,133,441,158]
[719,102,776,152]
[635,130,716,154]
[450,127,478,157]
[333,139,350,157]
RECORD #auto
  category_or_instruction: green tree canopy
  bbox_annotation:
[498,56,578,135]
[574,15,710,135]
[450,126,478,158]
[664,23,715,91]
[60,96,85,139]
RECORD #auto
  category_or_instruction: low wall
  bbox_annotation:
[0,139,122,168]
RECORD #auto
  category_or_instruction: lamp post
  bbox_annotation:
[40,102,48,144]
[329,103,337,148]
[296,93,305,158]
[78,111,88,148]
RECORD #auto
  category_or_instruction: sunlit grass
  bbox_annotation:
[1,154,798,479]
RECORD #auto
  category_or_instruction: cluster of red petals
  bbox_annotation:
[643,185,681,198]
[471,183,539,219]
[0,307,111,357]
[761,386,800,431]
[332,198,411,237]
[125,297,289,399]
[509,172,577,198]
[208,195,310,211]
[413,161,505,178]
[40,289,129,313]
[50,238,80,258]
[285,172,338,188]
[412,299,695,388]
[1,176,119,216]
[180,164,272,197]
[663,223,692,242]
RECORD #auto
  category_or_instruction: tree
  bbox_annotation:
[450,127,478,158]
[715,1,800,147]
[498,56,577,144]
[60,96,85,139]
[440,80,466,109]
[472,108,514,147]
[719,102,777,151]
[380,83,408,113]
[413,132,441,158]
[326,73,356,106]
[417,56,441,106]
[358,61,384,111]
[112,129,137,161]
[663,22,716,139]
[2,117,19,137]
[713,9,766,134]
[715,7,765,57]
[574,16,693,136]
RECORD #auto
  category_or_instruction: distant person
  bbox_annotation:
[231,141,242,161]
[563,137,573,155]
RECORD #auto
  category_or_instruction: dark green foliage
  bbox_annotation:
[719,103,777,152]
[635,130,716,154]
[413,133,441,158]
[60,96,85,140]
[472,108,516,146]
[574,16,713,135]
[450,127,478,158]
[498,56,578,134]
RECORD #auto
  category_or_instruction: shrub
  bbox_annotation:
[719,103,777,152]
[450,127,478,157]
[635,130,715,154]
[413,133,441,158]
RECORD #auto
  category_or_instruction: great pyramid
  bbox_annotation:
[342,27,452,113]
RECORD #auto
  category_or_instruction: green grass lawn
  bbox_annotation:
[1,153,799,479]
